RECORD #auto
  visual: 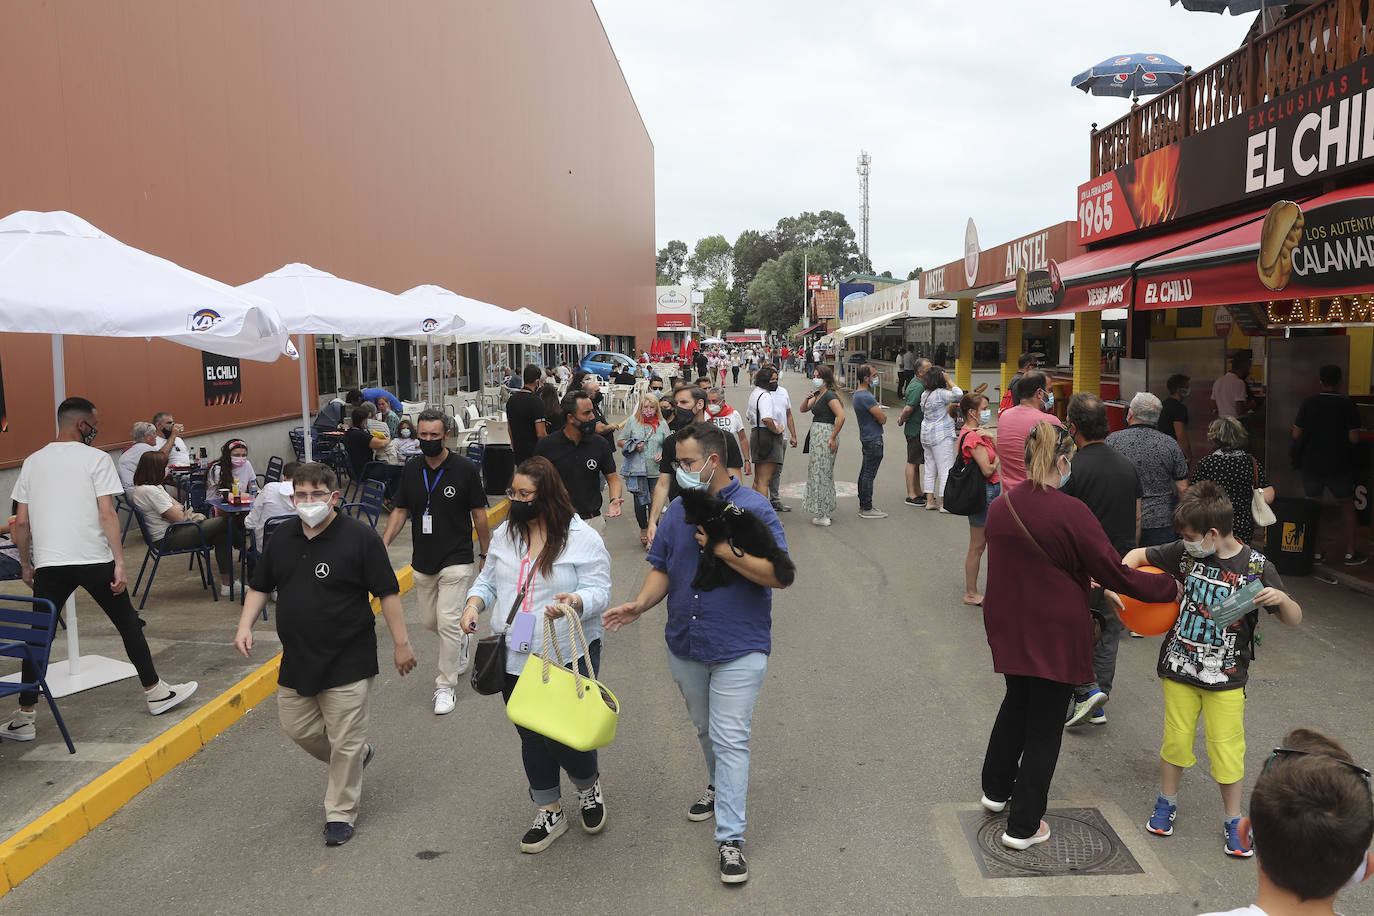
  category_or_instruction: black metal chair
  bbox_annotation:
[130,506,218,610]
[0,596,74,754]
[342,480,387,529]
[263,456,284,484]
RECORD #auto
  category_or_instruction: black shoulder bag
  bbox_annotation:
[470,559,540,695]
[942,429,987,516]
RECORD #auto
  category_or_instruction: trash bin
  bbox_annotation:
[1267,497,1320,576]
[481,444,515,497]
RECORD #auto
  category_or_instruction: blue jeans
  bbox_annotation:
[858,438,884,510]
[667,650,768,844]
[501,639,602,806]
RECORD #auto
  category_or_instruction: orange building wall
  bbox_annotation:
[0,0,655,466]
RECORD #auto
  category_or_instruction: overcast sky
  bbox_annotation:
[594,0,1256,278]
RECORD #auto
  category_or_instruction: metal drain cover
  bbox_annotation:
[958,807,1144,879]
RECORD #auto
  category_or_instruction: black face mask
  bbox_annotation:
[159,424,174,437]
[577,418,599,437]
[668,406,696,430]
[766,380,779,392]
[508,499,539,525]
[418,438,445,457]
[79,422,98,446]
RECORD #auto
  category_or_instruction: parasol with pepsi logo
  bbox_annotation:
[1167,0,1286,14]
[1071,53,1187,101]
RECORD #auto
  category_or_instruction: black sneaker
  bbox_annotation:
[520,807,567,853]
[1344,552,1369,567]
[770,501,792,513]
[323,821,355,846]
[718,840,749,884]
[905,496,924,507]
[576,780,606,834]
[688,785,715,821]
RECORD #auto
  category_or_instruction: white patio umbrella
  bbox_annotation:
[0,210,294,697]
[238,263,466,460]
[511,307,598,346]
[399,285,551,400]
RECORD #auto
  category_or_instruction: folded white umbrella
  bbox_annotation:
[0,210,293,362]
[511,307,598,346]
[0,210,294,698]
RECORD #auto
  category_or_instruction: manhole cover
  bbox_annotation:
[958,807,1144,879]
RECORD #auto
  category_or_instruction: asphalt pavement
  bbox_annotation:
[4,373,1373,916]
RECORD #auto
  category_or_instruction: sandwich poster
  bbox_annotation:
[203,352,242,406]
[1257,197,1374,298]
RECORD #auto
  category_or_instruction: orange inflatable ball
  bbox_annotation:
[1116,565,1180,637]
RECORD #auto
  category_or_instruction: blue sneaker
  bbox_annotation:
[1088,709,1107,725]
[1224,819,1254,858]
[1066,689,1108,727]
[1146,796,1177,836]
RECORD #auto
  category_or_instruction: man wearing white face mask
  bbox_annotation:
[604,422,790,885]
[234,461,416,848]
[1195,727,1372,916]
[706,388,751,479]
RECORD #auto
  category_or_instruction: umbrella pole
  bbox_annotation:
[299,346,313,462]
[426,335,434,406]
[51,334,80,674]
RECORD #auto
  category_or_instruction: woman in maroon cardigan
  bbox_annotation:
[979,421,1178,849]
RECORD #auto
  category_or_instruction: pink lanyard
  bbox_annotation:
[517,555,537,616]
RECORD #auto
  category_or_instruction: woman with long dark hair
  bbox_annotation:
[978,422,1177,850]
[461,457,612,855]
[538,383,563,436]
[206,438,256,494]
[919,365,963,512]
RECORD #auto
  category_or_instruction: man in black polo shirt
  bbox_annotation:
[646,385,744,547]
[535,391,623,530]
[1293,364,1367,566]
[1060,393,1143,730]
[382,409,490,716]
[505,365,548,464]
[234,462,416,848]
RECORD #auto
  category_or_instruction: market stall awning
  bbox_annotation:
[974,212,1257,319]
[794,320,824,339]
[832,312,897,341]
[1133,180,1374,313]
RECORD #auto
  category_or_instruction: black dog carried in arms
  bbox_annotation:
[679,488,795,591]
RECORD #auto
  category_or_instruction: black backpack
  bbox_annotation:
[942,430,987,516]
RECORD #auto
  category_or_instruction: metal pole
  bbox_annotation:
[50,334,80,674]
[298,341,313,462]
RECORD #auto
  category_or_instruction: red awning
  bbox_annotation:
[794,321,824,339]
[1134,180,1374,311]
[974,212,1257,319]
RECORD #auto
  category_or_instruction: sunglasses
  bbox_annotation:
[1265,747,1372,793]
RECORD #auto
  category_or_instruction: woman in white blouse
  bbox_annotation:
[461,456,612,855]
[919,365,964,513]
[129,451,237,596]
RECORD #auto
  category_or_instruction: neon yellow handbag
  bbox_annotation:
[506,609,619,752]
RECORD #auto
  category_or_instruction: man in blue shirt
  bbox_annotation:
[851,364,889,518]
[604,422,790,886]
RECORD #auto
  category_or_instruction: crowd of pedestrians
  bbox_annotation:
[3,358,1367,905]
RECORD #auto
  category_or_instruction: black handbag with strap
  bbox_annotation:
[942,429,987,516]
[470,559,540,695]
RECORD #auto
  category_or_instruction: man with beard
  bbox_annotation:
[646,385,744,548]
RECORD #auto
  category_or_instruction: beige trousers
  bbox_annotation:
[277,677,372,824]
[413,563,476,689]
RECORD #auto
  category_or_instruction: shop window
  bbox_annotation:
[381,338,398,390]
[338,340,359,391]
[316,335,339,402]
[1176,308,1203,328]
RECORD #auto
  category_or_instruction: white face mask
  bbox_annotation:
[1182,534,1216,558]
[706,404,722,415]
[812,377,825,389]
[979,408,992,423]
[296,496,335,528]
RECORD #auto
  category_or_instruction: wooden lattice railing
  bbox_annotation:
[1090,0,1374,176]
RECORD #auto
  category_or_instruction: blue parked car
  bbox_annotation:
[579,351,638,380]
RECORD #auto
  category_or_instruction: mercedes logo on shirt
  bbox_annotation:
[443,485,456,498]
[585,459,598,470]
[314,562,330,579]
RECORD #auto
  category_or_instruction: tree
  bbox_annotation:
[773,210,866,281]
[655,240,688,285]
[687,235,733,288]
[907,268,922,281]
[745,247,834,331]
[879,270,893,278]
[732,229,778,291]
[697,279,733,334]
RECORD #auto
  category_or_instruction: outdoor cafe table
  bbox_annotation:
[206,494,253,600]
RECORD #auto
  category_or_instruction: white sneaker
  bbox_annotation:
[433,687,457,716]
[3,708,36,742]
[811,517,831,526]
[147,680,199,716]
[220,582,233,597]
[858,507,888,519]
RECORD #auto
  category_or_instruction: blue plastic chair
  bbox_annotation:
[0,596,75,754]
[114,492,136,544]
[342,480,387,529]
[240,514,295,618]
[263,456,284,484]
[130,506,218,610]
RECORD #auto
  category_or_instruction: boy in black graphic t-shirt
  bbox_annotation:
[1122,481,1301,858]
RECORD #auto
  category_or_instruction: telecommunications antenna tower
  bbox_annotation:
[856,150,871,265]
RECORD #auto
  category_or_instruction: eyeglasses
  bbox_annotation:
[671,455,710,472]
[1265,747,1372,793]
[505,488,537,501]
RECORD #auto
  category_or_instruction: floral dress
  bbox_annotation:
[803,390,840,518]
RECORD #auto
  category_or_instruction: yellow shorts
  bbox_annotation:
[1159,679,1246,785]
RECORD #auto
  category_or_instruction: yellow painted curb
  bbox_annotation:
[0,562,421,899]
